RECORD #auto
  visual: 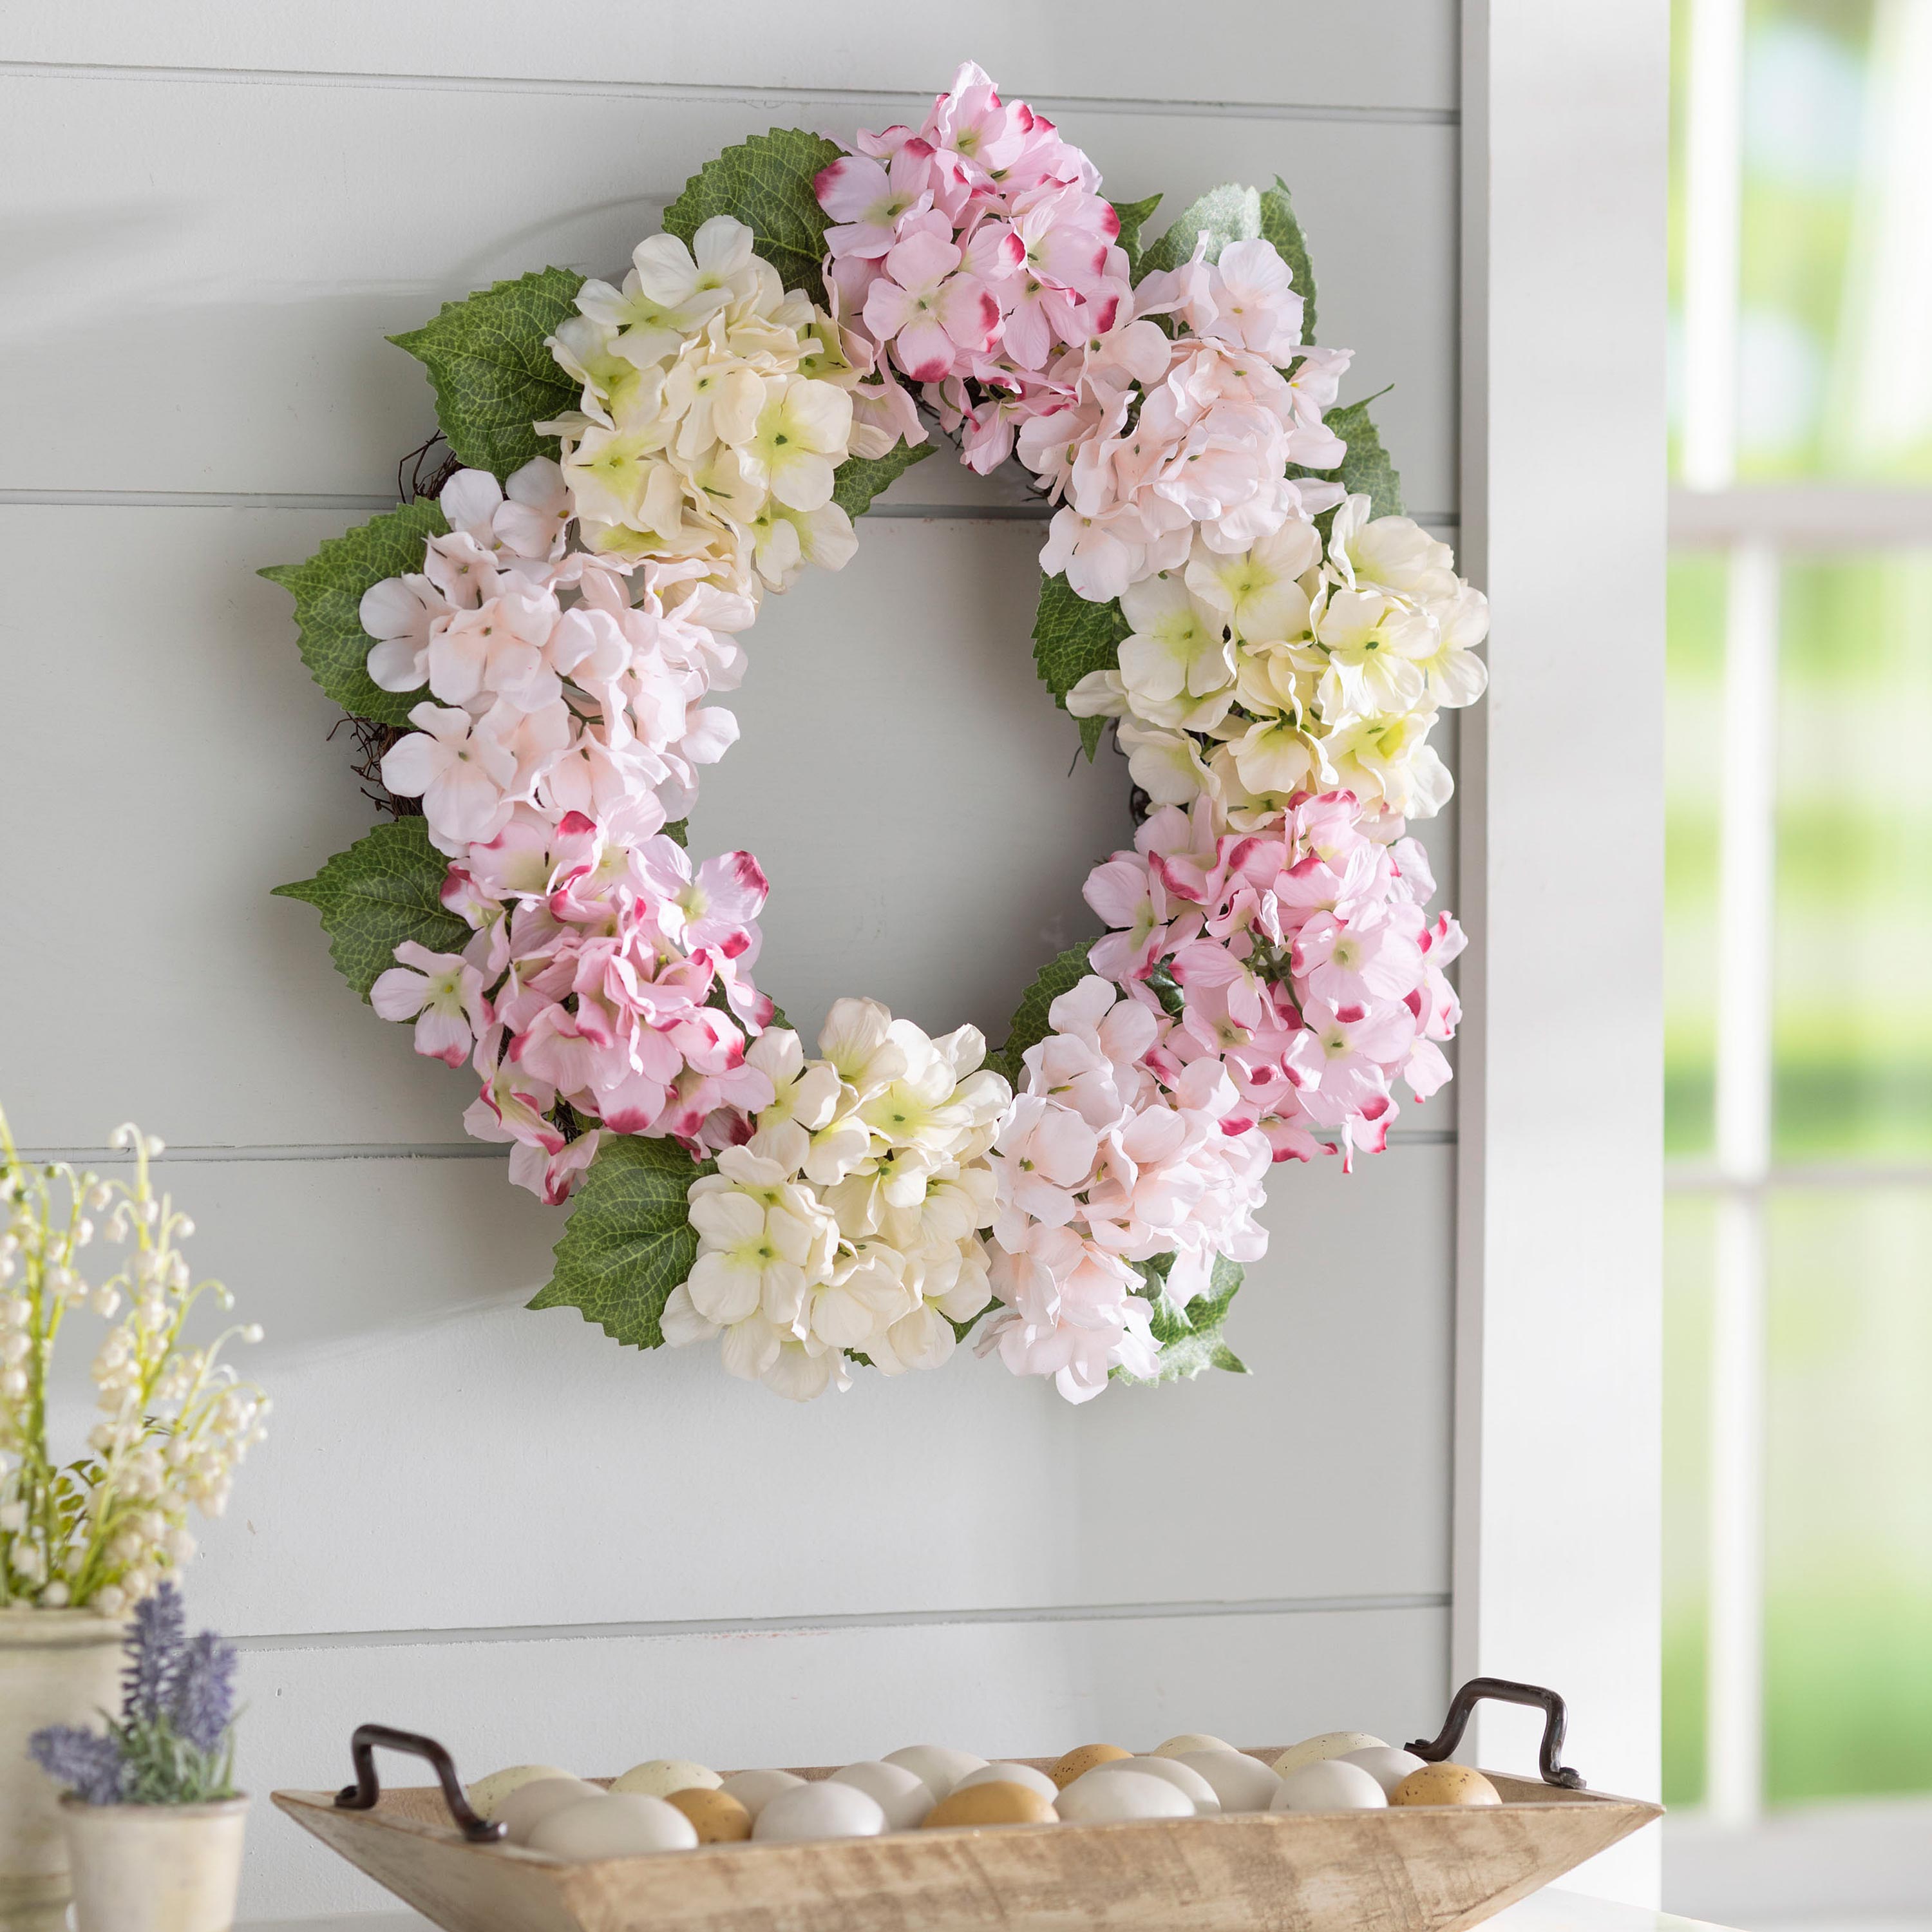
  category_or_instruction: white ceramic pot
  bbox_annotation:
[0,1607,126,1932]
[59,1797,249,1932]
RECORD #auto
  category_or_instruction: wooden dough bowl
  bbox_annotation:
[277,1714,1660,1932]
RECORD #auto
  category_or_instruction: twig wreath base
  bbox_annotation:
[268,62,1487,1405]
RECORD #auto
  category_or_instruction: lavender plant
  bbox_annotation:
[28,1584,241,1804]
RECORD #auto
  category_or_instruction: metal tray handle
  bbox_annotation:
[1406,1677,1585,1789]
[334,1723,506,1841]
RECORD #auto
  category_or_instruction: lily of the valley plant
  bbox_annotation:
[0,1110,267,1612]
[270,61,1487,1406]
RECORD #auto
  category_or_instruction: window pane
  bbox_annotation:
[1774,552,1932,1159]
[1764,1186,1932,1801]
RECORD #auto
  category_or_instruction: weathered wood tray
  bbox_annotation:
[275,1679,1660,1932]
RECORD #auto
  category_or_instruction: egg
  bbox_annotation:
[828,1761,934,1830]
[752,1780,888,1842]
[527,1792,699,1859]
[466,1764,574,1823]
[496,1777,609,1845]
[1151,1733,1235,1758]
[1339,1746,1428,1797]
[1173,1750,1282,1813]
[665,1788,753,1842]
[882,1746,986,1799]
[1271,1731,1387,1777]
[1270,1759,1390,1813]
[1056,1768,1195,1823]
[922,1781,1059,1828]
[952,1761,1061,1802]
[1046,1743,1132,1789]
[1089,1756,1220,1815]
[1391,1762,1502,1808]
[718,1768,805,1819]
[611,1758,721,1799]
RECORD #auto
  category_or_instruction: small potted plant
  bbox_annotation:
[30,1584,247,1932]
[0,1106,266,1931]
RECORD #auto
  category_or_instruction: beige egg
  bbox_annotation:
[611,1757,721,1798]
[1151,1732,1234,1758]
[922,1780,1059,1828]
[665,1787,753,1842]
[881,1745,986,1799]
[1090,1755,1220,1815]
[1173,1750,1282,1814]
[718,1768,805,1819]
[1271,1759,1389,1812]
[1391,1762,1502,1808]
[1047,1743,1132,1789]
[752,1780,887,1842]
[466,1764,574,1823]
[496,1777,608,1845]
[829,1760,934,1830]
[1056,1768,1195,1823]
[1338,1746,1428,1797]
[1272,1731,1387,1777]
[527,1792,698,1859]
[952,1761,1061,1802]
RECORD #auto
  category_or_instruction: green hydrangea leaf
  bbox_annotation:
[831,436,936,518]
[1033,572,1131,759]
[1293,396,1405,520]
[527,1135,712,1349]
[663,128,842,308]
[1259,175,1318,345]
[272,819,468,1001]
[1139,182,1261,279]
[1116,1252,1249,1383]
[1112,191,1164,281]
[988,943,1096,1087]
[259,500,450,726]
[389,267,586,477]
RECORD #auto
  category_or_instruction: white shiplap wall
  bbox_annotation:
[0,6,1475,1922]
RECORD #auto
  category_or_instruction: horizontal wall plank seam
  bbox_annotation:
[0,61,1459,126]
[234,1590,1452,1652]
[20,1129,1459,1165]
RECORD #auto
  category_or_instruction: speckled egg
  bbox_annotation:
[1151,1732,1234,1758]
[1339,1746,1428,1797]
[466,1765,574,1823]
[496,1777,608,1845]
[718,1768,805,1819]
[752,1779,888,1842]
[1046,1743,1132,1789]
[527,1792,698,1859]
[665,1787,753,1842]
[611,1758,721,1799]
[922,1780,1059,1828]
[1271,1731,1387,1777]
[1391,1762,1502,1808]
[1270,1759,1390,1812]
[881,1746,985,1799]
[1090,1756,1220,1815]
[829,1760,934,1830]
[1173,1750,1282,1813]
[952,1761,1061,1802]
[1056,1768,1195,1823]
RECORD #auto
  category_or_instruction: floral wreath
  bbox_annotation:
[268,62,1486,1405]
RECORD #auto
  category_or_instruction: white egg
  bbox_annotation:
[952,1761,1060,1803]
[1056,1768,1196,1823]
[881,1745,986,1799]
[1271,1759,1390,1812]
[1151,1732,1235,1758]
[466,1764,574,1823]
[828,1761,933,1830]
[1339,1746,1428,1797]
[611,1758,721,1798]
[718,1768,805,1819]
[496,1777,608,1845]
[527,1792,699,1859]
[1090,1756,1220,1815]
[1173,1750,1282,1813]
[752,1780,889,1842]
[1272,1731,1387,1777]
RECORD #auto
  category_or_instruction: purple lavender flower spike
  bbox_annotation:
[122,1581,187,1721]
[168,1630,238,1754]
[28,1725,127,1806]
